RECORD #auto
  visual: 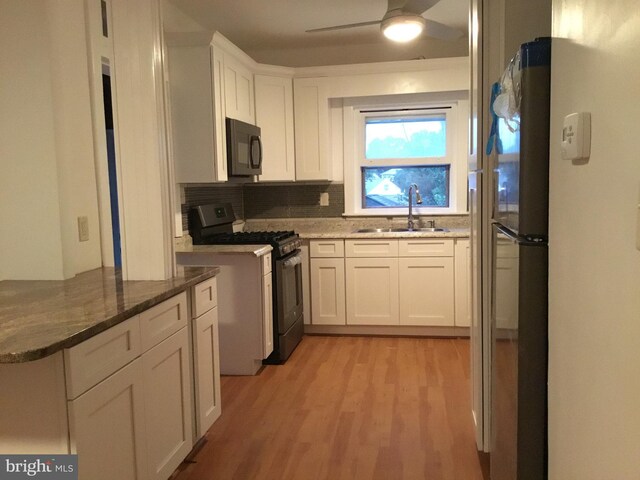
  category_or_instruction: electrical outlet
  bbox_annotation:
[78,216,89,242]
[320,192,330,206]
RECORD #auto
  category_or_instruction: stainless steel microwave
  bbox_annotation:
[226,117,262,176]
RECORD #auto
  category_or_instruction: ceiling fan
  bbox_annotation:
[306,0,462,43]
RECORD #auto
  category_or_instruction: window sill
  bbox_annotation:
[342,211,469,218]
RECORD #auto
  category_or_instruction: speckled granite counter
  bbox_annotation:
[0,266,219,363]
[175,244,273,256]
[297,228,469,239]
[242,218,470,239]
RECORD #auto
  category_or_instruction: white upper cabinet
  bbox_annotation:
[166,32,257,183]
[223,52,255,125]
[293,77,332,181]
[166,35,227,183]
[255,74,296,181]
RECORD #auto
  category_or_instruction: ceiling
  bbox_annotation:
[166,0,470,67]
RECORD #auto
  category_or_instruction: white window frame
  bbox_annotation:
[343,95,468,216]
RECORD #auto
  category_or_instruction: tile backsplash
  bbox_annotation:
[181,183,343,231]
[243,184,344,219]
[181,183,468,232]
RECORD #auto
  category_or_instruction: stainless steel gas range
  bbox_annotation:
[189,203,303,364]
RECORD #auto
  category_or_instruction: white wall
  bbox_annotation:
[548,1,640,478]
[47,1,102,278]
[0,0,101,280]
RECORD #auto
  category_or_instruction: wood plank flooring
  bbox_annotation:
[173,336,485,480]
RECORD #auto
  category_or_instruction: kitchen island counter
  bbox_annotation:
[0,266,219,363]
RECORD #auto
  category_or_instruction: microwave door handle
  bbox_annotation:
[250,135,262,169]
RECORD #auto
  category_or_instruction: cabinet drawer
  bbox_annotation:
[261,252,272,275]
[64,316,141,399]
[310,239,344,258]
[345,239,398,258]
[193,277,218,318]
[140,292,188,352]
[398,239,454,257]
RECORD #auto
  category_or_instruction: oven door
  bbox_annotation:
[275,250,303,334]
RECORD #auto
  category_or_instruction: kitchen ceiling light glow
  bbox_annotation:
[381,15,426,43]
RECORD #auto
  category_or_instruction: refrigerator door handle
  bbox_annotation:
[492,169,500,221]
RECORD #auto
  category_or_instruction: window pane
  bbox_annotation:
[362,165,450,208]
[365,116,446,159]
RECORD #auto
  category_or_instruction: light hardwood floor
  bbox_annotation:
[173,336,486,480]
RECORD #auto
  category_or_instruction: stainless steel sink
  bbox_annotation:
[414,227,449,232]
[390,228,449,232]
[354,227,449,233]
[354,228,393,233]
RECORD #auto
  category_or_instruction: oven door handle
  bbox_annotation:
[282,252,303,268]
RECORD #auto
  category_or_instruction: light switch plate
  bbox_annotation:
[78,216,89,242]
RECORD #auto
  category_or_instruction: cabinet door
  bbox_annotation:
[255,74,295,181]
[346,258,399,325]
[142,327,193,480]
[399,258,455,327]
[167,42,227,183]
[293,78,330,180]
[210,46,228,181]
[262,273,274,358]
[455,239,472,327]
[310,258,346,325]
[223,53,254,124]
[69,359,147,480]
[194,307,222,438]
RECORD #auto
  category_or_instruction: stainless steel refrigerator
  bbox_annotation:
[490,37,550,480]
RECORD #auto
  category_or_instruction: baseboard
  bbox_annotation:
[303,324,470,337]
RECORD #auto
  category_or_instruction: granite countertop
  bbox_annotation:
[242,218,470,239]
[175,244,273,256]
[297,228,469,239]
[0,266,220,364]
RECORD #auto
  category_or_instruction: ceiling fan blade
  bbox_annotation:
[306,20,381,33]
[401,0,442,15]
[423,18,464,40]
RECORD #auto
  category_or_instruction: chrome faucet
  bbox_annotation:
[407,183,423,230]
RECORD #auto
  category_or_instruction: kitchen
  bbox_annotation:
[1,1,639,480]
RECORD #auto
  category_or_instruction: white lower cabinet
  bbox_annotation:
[309,238,465,329]
[262,273,274,357]
[193,308,221,438]
[346,258,399,325]
[399,257,455,326]
[69,359,147,480]
[191,277,222,439]
[65,283,225,480]
[310,258,346,325]
[69,327,193,480]
[454,239,471,327]
[141,327,193,480]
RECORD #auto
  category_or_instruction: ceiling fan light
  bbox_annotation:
[381,16,426,43]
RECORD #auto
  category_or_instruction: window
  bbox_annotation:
[343,99,467,216]
[362,165,450,208]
